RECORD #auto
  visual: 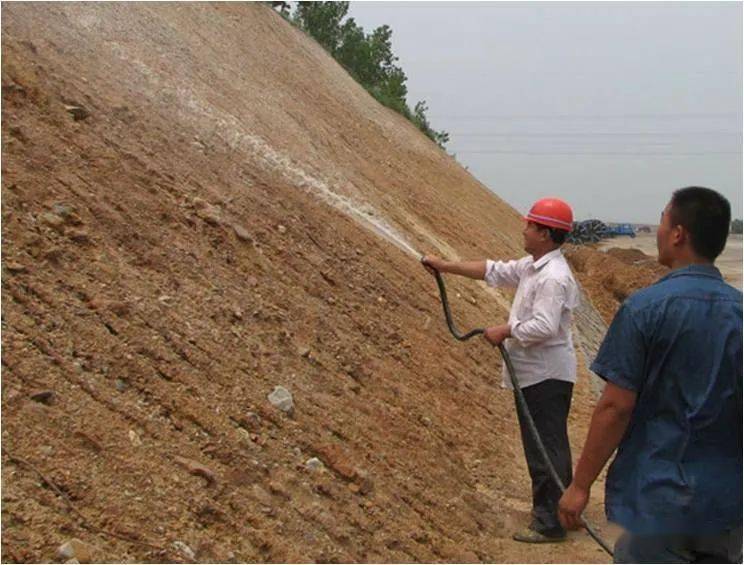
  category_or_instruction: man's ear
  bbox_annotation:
[671,224,686,247]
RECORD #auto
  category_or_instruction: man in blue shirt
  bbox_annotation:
[558,186,742,563]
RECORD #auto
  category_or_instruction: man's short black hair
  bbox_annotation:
[547,227,568,245]
[668,186,731,261]
[532,222,568,245]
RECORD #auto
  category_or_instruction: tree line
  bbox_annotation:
[273,2,449,149]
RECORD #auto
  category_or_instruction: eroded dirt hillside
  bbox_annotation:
[3,4,614,563]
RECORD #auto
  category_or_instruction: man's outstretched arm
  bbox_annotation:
[421,255,487,280]
[558,381,637,530]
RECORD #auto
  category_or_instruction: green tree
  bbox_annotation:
[293,2,350,55]
[412,101,450,147]
[731,219,743,234]
[335,18,370,82]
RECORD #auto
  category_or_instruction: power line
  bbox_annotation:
[449,150,742,155]
[432,112,741,120]
[449,131,742,137]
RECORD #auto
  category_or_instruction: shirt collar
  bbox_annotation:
[532,248,563,270]
[658,263,723,283]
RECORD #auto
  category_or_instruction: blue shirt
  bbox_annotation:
[591,264,742,535]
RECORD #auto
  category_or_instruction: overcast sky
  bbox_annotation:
[349,2,742,224]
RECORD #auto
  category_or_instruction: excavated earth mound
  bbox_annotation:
[564,246,668,325]
[0,4,644,563]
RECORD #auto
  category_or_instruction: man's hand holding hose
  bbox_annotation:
[421,255,512,346]
[421,255,486,280]
[420,255,446,276]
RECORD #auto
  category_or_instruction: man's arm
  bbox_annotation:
[421,255,486,280]
[558,382,637,530]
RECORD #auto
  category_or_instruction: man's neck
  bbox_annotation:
[668,255,714,271]
[531,246,559,262]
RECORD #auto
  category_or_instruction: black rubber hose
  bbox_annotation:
[428,267,614,557]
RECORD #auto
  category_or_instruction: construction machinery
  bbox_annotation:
[567,220,635,244]
[606,223,637,238]
[566,219,609,244]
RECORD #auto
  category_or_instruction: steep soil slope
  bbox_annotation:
[3,4,611,563]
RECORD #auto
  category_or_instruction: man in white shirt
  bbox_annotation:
[422,197,579,543]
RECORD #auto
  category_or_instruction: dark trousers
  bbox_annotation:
[514,379,574,535]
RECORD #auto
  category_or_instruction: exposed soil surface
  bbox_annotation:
[564,244,668,325]
[599,233,742,291]
[0,4,657,562]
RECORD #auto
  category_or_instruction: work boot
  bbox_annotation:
[512,527,567,544]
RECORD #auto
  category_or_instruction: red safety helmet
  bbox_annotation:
[525,197,574,231]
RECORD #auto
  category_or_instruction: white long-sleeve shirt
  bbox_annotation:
[484,249,580,389]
